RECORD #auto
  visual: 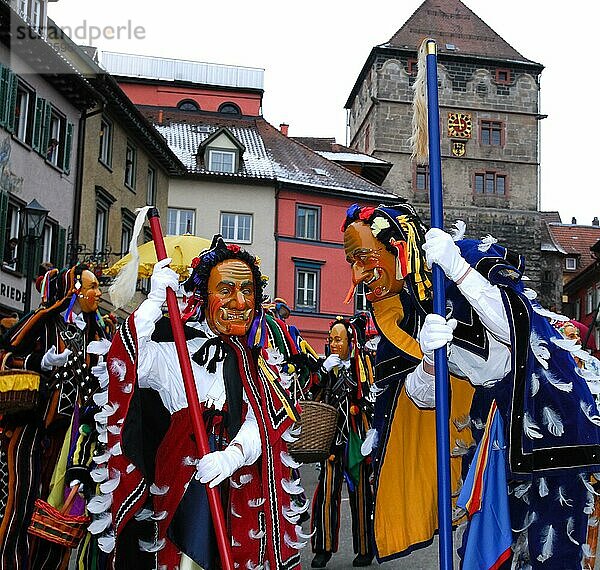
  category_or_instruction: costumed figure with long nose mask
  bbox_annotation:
[343,202,600,569]
[310,315,374,568]
[0,264,110,569]
[89,234,313,570]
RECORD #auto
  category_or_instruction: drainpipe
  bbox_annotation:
[70,108,87,265]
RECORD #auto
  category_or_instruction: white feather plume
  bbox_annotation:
[512,510,537,533]
[88,513,112,535]
[542,407,564,436]
[538,477,548,497]
[100,470,121,494]
[453,415,471,432]
[149,483,169,496]
[249,528,265,540]
[530,373,540,397]
[451,220,466,241]
[523,288,538,300]
[523,413,543,440]
[109,358,127,382]
[87,493,112,514]
[551,337,580,353]
[248,498,266,508]
[126,463,136,474]
[361,428,378,456]
[134,508,153,521]
[138,538,166,553]
[532,305,569,322]
[536,524,554,562]
[93,450,110,464]
[558,486,573,507]
[282,508,300,524]
[544,370,572,393]
[231,505,242,519]
[98,532,115,553]
[284,531,307,550]
[281,478,304,495]
[582,543,593,558]
[93,390,108,407]
[151,510,168,521]
[280,451,301,469]
[567,517,580,545]
[109,206,151,309]
[451,439,475,456]
[296,525,316,539]
[514,482,532,500]
[530,332,550,369]
[581,401,600,426]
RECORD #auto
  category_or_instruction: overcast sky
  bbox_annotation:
[47,0,598,226]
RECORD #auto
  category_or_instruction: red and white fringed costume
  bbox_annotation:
[88,313,307,569]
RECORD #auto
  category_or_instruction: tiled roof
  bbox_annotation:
[143,108,397,200]
[548,223,600,276]
[385,0,539,64]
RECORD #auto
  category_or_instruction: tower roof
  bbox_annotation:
[385,0,537,63]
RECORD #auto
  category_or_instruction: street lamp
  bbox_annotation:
[22,199,49,314]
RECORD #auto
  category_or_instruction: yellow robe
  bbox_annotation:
[371,296,474,559]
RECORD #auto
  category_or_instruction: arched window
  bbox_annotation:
[177,99,200,112]
[218,102,241,115]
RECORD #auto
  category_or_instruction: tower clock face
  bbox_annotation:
[447,112,472,139]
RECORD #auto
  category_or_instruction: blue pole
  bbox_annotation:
[425,39,453,570]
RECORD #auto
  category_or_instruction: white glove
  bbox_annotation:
[322,354,342,372]
[418,314,457,364]
[148,258,179,304]
[422,228,471,282]
[41,345,72,372]
[195,445,245,488]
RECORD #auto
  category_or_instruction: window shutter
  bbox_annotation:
[56,226,66,267]
[20,236,43,278]
[63,122,74,174]
[0,65,10,127]
[5,72,18,133]
[0,190,8,263]
[41,101,52,158]
[32,96,45,152]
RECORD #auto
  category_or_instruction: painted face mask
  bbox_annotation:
[329,322,350,361]
[77,270,102,313]
[344,221,404,302]
[206,259,256,336]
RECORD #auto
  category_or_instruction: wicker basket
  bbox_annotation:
[288,400,338,464]
[28,487,89,549]
[0,370,40,415]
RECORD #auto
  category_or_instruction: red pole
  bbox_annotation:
[147,208,234,570]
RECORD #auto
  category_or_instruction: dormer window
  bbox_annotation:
[565,257,577,271]
[198,127,245,174]
[208,150,236,173]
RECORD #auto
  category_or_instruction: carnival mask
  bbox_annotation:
[77,270,102,313]
[206,259,256,336]
[329,322,350,361]
[344,221,404,302]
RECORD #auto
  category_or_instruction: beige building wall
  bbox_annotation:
[168,178,276,297]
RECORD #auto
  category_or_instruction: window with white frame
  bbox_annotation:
[46,110,64,166]
[15,81,34,144]
[565,257,577,271]
[41,224,53,266]
[586,288,594,315]
[146,165,157,205]
[94,188,115,254]
[2,201,21,270]
[295,267,319,311]
[220,212,252,243]
[208,149,235,173]
[575,298,581,321]
[124,143,136,189]
[99,117,112,166]
[167,208,195,236]
[120,209,135,255]
[296,205,319,240]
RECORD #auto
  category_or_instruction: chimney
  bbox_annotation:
[158,109,164,125]
[593,216,599,226]
[571,217,577,225]
[279,123,289,137]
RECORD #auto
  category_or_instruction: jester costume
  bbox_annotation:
[310,316,374,567]
[343,203,600,568]
[87,236,315,569]
[0,265,109,569]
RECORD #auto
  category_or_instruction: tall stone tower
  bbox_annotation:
[345,0,546,297]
